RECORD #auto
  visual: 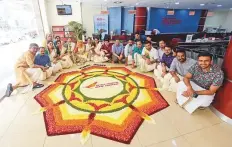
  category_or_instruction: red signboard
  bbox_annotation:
[189,11,195,16]
[162,17,181,25]
[128,10,136,14]
[101,10,109,15]
[167,10,175,15]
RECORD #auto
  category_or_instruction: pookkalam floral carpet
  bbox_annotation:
[34,65,169,144]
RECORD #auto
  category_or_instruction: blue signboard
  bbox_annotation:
[94,15,109,40]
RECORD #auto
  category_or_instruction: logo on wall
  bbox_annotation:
[162,17,182,25]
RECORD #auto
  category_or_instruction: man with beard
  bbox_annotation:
[34,47,53,79]
[100,38,112,60]
[157,40,166,61]
[162,50,196,92]
[177,52,224,114]
[124,39,136,66]
[139,41,159,72]
[131,40,143,68]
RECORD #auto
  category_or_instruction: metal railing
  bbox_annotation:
[177,41,228,67]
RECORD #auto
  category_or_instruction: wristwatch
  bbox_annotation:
[192,92,198,98]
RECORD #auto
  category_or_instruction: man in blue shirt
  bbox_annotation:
[112,40,124,64]
[34,47,54,79]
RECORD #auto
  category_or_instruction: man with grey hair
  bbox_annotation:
[3,43,46,98]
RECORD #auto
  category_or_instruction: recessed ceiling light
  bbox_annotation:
[188,8,190,9]
[217,4,222,7]
[230,8,232,10]
[104,0,107,1]
[136,2,139,5]
[175,2,179,5]
[200,4,205,6]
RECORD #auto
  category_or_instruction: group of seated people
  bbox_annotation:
[3,33,224,114]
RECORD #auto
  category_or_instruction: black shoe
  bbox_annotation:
[5,83,13,97]
[32,83,44,89]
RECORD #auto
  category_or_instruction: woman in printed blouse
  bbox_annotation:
[74,40,88,65]
[45,41,63,73]
[56,40,73,68]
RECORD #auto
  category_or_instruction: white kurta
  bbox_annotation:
[177,81,214,114]
[127,55,133,65]
[49,49,63,73]
[139,58,156,72]
[139,47,158,72]
[154,64,166,80]
[134,53,142,66]
[162,73,183,92]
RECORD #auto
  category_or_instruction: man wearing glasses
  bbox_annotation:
[3,43,45,98]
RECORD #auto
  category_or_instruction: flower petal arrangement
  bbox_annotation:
[34,66,169,144]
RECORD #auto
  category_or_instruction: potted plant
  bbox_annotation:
[67,21,86,40]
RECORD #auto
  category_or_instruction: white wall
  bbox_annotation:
[32,0,45,39]
[45,0,82,30]
[204,10,232,32]
[81,3,107,37]
[204,10,228,29]
[222,11,232,32]
[38,0,49,35]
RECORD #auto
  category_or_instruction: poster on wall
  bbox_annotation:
[186,34,193,43]
[93,15,108,40]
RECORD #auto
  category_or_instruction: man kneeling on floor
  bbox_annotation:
[177,52,224,114]
[162,50,196,92]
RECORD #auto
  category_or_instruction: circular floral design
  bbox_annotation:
[34,66,169,144]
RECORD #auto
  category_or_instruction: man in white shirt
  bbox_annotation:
[157,40,166,61]
[124,39,136,66]
[139,41,159,72]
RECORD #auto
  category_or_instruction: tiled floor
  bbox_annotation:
[0,63,232,147]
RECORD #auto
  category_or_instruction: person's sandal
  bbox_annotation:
[199,107,206,110]
[5,83,13,97]
[174,99,179,104]
[33,84,44,89]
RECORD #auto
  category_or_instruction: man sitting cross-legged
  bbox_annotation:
[177,52,224,114]
[34,47,54,79]
[124,39,136,66]
[3,43,45,98]
[131,40,143,68]
[112,40,124,64]
[100,38,112,60]
[139,41,159,72]
[154,44,175,81]
[162,50,196,92]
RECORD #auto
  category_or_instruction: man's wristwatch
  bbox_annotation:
[192,92,198,98]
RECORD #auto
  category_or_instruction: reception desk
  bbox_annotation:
[211,40,232,125]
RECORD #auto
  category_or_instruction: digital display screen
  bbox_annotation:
[56,5,72,15]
